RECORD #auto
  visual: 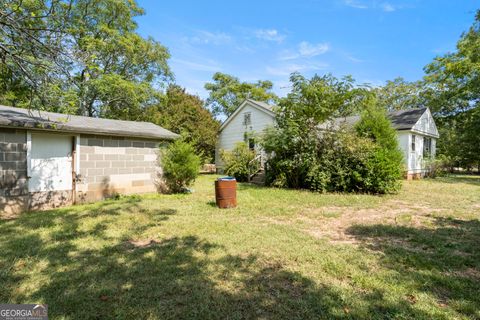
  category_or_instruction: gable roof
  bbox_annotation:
[219,99,276,131]
[321,108,433,132]
[389,108,429,130]
[220,100,438,138]
[0,105,179,140]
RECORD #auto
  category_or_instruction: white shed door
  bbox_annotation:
[29,133,73,192]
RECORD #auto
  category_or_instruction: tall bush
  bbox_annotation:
[262,77,403,194]
[161,140,201,193]
[221,142,259,182]
[355,105,404,192]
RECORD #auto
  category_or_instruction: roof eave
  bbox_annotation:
[0,123,179,141]
[397,128,440,138]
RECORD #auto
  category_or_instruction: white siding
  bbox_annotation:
[396,131,410,172]
[401,132,437,174]
[412,108,439,137]
[216,102,275,167]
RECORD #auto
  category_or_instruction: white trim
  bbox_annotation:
[219,99,275,131]
[410,108,440,138]
[408,128,440,138]
[26,131,32,178]
[75,135,80,173]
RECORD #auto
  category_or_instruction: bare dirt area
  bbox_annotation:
[297,200,445,244]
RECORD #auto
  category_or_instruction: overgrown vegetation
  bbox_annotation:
[161,140,201,193]
[220,142,259,182]
[1,175,478,319]
[262,74,403,194]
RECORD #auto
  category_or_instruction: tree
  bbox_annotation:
[145,85,219,162]
[0,0,171,118]
[276,72,371,128]
[423,10,480,170]
[204,72,278,117]
[0,0,71,108]
[375,78,427,111]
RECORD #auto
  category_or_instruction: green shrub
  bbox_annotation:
[263,103,403,194]
[161,140,201,193]
[424,155,450,178]
[221,142,259,182]
[355,105,404,193]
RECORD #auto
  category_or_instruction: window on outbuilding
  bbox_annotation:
[248,138,255,151]
[411,135,416,152]
[423,137,432,158]
[243,112,252,126]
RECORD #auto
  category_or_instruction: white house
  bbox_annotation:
[215,99,439,179]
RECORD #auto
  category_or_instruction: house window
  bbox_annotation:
[411,135,416,152]
[243,112,252,126]
[248,138,255,150]
[423,137,432,157]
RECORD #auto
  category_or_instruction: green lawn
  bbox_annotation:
[1,175,479,319]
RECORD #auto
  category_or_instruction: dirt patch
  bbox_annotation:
[446,267,480,281]
[126,238,160,249]
[0,212,21,220]
[295,200,444,244]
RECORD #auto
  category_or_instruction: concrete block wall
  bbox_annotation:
[0,129,28,213]
[76,134,162,202]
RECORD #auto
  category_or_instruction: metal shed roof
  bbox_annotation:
[0,105,179,140]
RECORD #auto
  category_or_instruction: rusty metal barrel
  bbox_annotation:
[215,177,237,208]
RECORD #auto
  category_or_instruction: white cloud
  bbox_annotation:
[184,30,232,45]
[278,41,330,61]
[345,54,364,63]
[381,2,396,12]
[299,41,330,57]
[254,29,286,43]
[344,0,368,9]
[266,62,329,76]
[344,0,406,12]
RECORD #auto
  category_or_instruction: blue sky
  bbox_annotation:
[136,0,477,98]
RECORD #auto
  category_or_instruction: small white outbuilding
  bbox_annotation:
[215,99,439,179]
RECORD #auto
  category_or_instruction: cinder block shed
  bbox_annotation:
[0,105,179,214]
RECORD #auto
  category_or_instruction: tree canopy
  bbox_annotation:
[0,0,171,119]
[276,72,371,128]
[145,85,220,162]
[423,10,480,169]
[204,72,278,117]
[374,78,427,111]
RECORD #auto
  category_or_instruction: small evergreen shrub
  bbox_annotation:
[221,142,259,182]
[161,140,201,193]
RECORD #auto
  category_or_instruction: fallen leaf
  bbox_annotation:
[406,294,417,304]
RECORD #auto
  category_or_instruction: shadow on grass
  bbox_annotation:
[431,175,480,187]
[347,217,480,318]
[1,201,455,319]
